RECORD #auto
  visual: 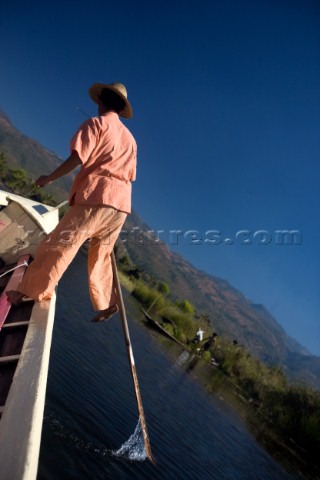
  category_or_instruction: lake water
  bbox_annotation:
[38,252,302,480]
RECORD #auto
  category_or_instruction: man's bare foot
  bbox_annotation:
[91,305,119,323]
[6,290,25,306]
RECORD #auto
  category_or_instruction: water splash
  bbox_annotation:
[44,413,147,463]
[112,419,147,462]
[44,414,111,457]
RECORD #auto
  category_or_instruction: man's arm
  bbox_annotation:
[35,150,82,188]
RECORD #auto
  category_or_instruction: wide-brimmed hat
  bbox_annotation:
[88,82,133,118]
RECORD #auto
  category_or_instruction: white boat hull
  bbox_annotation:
[0,190,60,480]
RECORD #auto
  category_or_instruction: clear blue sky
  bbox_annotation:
[0,1,319,354]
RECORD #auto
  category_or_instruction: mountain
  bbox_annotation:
[0,110,71,201]
[1,109,319,388]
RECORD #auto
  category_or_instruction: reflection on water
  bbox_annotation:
[174,350,190,367]
[38,252,302,480]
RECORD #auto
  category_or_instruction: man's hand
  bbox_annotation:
[35,175,52,188]
[34,152,82,188]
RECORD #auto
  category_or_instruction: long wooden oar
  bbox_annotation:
[111,250,156,465]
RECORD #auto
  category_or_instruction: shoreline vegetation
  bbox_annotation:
[1,160,319,478]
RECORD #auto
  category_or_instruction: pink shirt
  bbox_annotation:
[68,112,137,213]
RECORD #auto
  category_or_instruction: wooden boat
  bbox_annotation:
[142,308,186,348]
[0,190,60,480]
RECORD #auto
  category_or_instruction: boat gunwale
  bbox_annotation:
[0,294,56,480]
[0,190,59,480]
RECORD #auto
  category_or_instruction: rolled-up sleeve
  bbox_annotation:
[70,119,98,164]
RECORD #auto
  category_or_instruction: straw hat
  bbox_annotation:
[88,82,133,118]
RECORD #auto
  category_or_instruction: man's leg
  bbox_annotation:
[87,207,126,321]
[7,205,95,304]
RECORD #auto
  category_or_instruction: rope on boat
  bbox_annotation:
[0,261,28,278]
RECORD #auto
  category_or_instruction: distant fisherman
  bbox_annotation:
[202,333,217,352]
[196,328,205,342]
[7,82,137,322]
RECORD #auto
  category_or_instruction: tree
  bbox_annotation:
[158,281,170,295]
[176,299,195,316]
[6,168,29,192]
[0,153,8,177]
[119,254,131,267]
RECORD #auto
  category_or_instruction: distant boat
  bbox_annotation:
[0,190,60,480]
[142,308,186,348]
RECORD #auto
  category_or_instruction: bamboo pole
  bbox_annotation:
[111,251,156,465]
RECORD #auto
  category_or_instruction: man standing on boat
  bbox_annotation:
[7,82,137,322]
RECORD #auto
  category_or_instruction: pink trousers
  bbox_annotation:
[18,204,127,311]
